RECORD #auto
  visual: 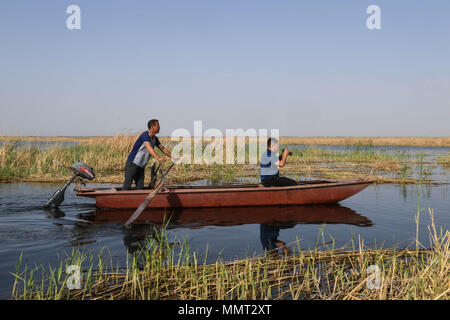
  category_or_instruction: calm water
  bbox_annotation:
[0,140,80,150]
[0,141,449,298]
[0,180,449,299]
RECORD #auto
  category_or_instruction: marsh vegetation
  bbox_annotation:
[10,209,449,300]
[1,135,447,184]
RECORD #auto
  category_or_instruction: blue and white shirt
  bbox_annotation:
[127,132,161,168]
[260,150,279,181]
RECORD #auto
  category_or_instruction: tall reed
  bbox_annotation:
[0,136,441,184]
[11,211,449,300]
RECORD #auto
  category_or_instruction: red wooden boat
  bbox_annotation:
[76,178,373,210]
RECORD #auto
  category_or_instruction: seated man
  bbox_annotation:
[122,119,172,190]
[260,138,297,187]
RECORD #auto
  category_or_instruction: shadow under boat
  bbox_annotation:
[87,203,373,228]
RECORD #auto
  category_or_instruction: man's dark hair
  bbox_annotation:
[148,119,159,129]
[267,137,279,148]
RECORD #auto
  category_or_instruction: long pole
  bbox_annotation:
[124,161,176,227]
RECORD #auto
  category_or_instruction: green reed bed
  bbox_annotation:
[0,139,129,182]
[437,154,450,168]
[279,137,450,147]
[0,136,442,184]
[288,146,409,164]
[10,209,449,300]
[3,136,449,147]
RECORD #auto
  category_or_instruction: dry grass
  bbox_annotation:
[0,136,96,142]
[11,209,449,300]
[438,154,450,168]
[2,136,449,147]
[279,137,450,147]
[0,135,445,184]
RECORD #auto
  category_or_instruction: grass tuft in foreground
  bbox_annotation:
[11,209,449,300]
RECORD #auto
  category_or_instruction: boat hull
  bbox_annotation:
[76,179,373,210]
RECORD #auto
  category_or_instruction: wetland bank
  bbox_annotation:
[1,135,449,184]
[1,135,449,300]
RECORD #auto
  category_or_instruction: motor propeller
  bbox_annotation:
[44,161,95,208]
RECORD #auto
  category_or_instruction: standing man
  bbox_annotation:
[122,119,172,190]
[260,138,297,187]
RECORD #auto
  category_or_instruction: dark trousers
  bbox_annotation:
[122,161,145,190]
[261,176,297,187]
[260,224,280,251]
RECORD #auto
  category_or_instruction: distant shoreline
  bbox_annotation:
[1,136,450,147]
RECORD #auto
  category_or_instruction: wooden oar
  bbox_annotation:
[124,161,176,227]
[149,162,161,189]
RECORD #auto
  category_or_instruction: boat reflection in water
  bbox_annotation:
[89,204,373,255]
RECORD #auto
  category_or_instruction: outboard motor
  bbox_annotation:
[44,162,95,208]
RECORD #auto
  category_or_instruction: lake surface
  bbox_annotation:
[0,140,80,150]
[0,180,449,299]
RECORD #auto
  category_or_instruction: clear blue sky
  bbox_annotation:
[0,0,449,137]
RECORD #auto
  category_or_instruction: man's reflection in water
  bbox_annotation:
[260,224,289,257]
